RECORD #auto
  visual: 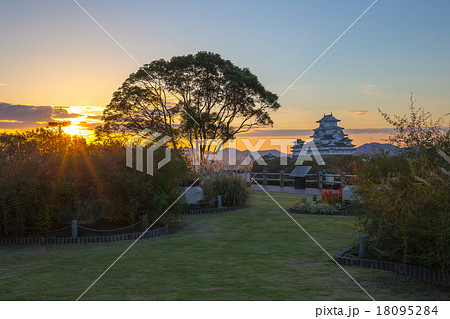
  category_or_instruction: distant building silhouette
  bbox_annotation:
[292,113,355,157]
[292,139,306,158]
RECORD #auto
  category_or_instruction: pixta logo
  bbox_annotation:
[191,138,325,166]
[126,129,171,175]
[294,139,325,166]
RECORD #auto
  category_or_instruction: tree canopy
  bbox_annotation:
[100,52,280,155]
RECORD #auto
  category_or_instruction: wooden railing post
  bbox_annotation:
[340,172,346,188]
[279,171,284,187]
[317,170,323,189]
[262,170,267,186]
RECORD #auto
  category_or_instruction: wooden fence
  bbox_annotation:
[251,171,356,188]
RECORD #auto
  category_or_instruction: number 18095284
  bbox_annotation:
[376,306,438,316]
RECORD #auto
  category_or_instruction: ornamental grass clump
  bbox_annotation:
[202,174,250,208]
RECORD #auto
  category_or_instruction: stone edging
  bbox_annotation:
[182,206,246,215]
[289,208,354,216]
[336,247,449,285]
[0,224,168,246]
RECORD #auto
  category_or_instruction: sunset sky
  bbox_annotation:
[1,0,449,150]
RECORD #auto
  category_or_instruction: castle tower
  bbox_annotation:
[311,113,355,155]
[291,113,355,157]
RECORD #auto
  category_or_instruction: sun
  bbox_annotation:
[50,105,104,138]
[62,124,82,136]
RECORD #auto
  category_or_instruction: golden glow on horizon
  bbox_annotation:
[53,105,104,139]
[0,119,22,123]
[0,103,391,147]
[61,124,82,136]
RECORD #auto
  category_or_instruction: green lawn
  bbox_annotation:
[0,191,448,300]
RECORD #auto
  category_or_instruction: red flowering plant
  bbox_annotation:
[320,188,342,206]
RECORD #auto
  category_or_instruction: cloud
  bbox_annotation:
[345,128,394,134]
[345,110,370,116]
[52,107,82,119]
[239,129,313,137]
[0,83,17,89]
[78,121,103,130]
[86,115,103,120]
[238,128,394,137]
[0,102,52,123]
[0,102,82,130]
[356,84,377,95]
[0,119,23,123]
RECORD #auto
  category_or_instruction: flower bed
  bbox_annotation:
[289,200,353,216]
[289,207,353,216]
[289,189,356,216]
[320,188,342,205]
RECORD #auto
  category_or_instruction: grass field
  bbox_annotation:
[0,190,448,300]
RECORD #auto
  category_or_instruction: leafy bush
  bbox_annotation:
[355,99,450,272]
[325,155,361,175]
[202,174,250,207]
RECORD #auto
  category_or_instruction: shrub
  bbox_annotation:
[202,174,250,207]
[0,130,188,236]
[355,99,450,272]
[356,152,449,271]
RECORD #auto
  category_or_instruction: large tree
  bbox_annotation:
[101,52,280,156]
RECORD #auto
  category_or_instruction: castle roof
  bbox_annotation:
[313,125,344,131]
[316,113,340,123]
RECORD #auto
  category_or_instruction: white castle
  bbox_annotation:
[292,113,355,157]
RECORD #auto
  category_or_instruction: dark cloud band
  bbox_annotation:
[239,128,394,137]
[0,102,81,130]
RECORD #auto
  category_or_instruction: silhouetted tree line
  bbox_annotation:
[0,129,187,236]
